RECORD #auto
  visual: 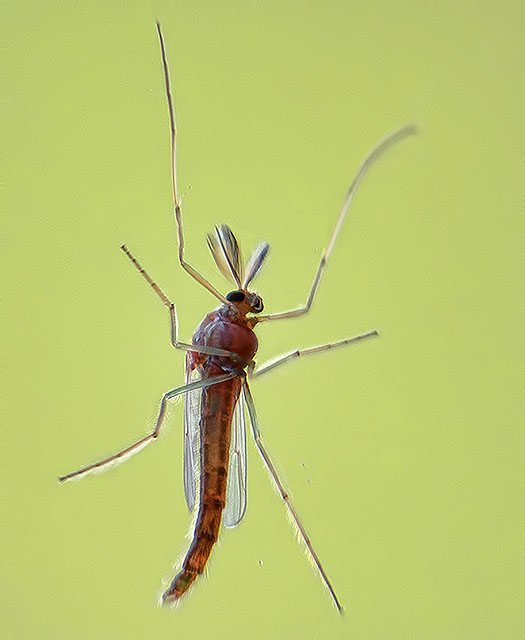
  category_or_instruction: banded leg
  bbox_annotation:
[242,380,343,613]
[156,23,226,304]
[256,125,417,323]
[252,329,378,378]
[120,244,239,360]
[58,373,237,482]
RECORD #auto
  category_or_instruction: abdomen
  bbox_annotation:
[163,374,242,602]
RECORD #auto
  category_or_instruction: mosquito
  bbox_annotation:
[58,22,416,613]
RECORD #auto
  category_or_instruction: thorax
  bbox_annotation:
[190,304,258,374]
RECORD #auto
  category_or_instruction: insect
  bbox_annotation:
[58,22,415,612]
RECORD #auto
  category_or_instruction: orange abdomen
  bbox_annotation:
[163,374,242,602]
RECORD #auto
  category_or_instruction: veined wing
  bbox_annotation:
[183,362,201,512]
[223,389,247,528]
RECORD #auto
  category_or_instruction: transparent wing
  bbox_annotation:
[183,363,201,512]
[223,389,248,528]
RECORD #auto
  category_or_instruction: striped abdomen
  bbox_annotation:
[163,374,242,602]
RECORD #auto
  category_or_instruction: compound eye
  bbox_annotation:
[226,290,245,303]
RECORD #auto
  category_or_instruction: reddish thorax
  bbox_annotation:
[189,302,259,374]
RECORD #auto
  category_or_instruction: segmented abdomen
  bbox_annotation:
[163,374,241,601]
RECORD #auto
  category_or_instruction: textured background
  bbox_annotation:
[4,2,522,638]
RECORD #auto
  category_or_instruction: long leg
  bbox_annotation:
[242,380,343,613]
[156,22,227,304]
[120,244,239,360]
[257,124,417,323]
[58,373,237,482]
[252,329,378,378]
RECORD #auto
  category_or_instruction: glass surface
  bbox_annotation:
[3,2,522,637]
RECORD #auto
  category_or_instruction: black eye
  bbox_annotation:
[226,290,245,303]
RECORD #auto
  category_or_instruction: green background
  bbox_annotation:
[4,2,523,638]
